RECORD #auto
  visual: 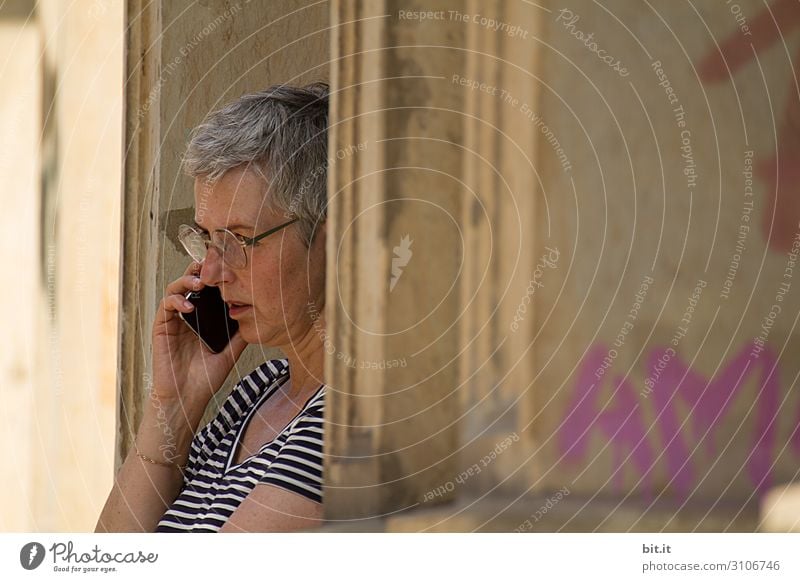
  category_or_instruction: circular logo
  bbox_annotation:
[19,542,46,570]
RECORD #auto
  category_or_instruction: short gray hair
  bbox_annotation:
[182,82,329,247]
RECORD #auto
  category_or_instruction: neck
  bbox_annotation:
[279,310,326,401]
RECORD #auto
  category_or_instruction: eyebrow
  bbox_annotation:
[192,219,254,233]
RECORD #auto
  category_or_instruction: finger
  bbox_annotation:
[154,294,196,326]
[165,274,205,296]
[161,262,204,300]
[184,261,203,276]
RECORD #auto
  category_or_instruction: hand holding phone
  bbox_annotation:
[150,263,247,419]
[179,285,239,353]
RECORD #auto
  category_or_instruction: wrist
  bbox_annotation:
[136,399,201,465]
[134,447,188,474]
[142,391,206,431]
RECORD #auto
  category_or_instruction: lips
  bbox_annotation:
[224,299,251,307]
[226,301,252,318]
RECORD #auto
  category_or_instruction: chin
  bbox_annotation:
[236,320,275,346]
[234,323,258,345]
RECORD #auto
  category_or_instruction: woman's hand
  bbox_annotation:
[151,261,248,415]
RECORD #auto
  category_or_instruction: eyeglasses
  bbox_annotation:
[178,217,298,269]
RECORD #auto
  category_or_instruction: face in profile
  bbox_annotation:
[194,164,326,347]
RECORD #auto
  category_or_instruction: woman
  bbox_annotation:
[96,82,330,532]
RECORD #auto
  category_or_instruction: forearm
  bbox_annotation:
[95,399,203,532]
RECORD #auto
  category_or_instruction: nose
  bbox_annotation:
[199,245,229,287]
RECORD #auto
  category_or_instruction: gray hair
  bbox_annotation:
[182,82,329,247]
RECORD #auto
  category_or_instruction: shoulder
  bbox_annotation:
[286,384,325,433]
[303,383,325,412]
[185,359,291,470]
[238,359,291,396]
[282,385,325,450]
[258,384,326,503]
[213,359,288,419]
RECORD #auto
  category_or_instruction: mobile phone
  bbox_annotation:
[179,285,239,353]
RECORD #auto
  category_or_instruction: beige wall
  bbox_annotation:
[0,14,41,531]
[0,0,123,532]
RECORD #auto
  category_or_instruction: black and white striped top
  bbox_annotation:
[156,359,325,532]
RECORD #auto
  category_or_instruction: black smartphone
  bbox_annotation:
[179,285,239,353]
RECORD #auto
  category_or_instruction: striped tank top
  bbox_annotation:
[156,359,324,532]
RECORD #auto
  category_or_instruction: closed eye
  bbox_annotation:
[193,220,251,240]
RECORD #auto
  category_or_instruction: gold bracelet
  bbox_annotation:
[135,449,187,473]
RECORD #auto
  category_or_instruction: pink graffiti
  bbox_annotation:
[559,343,781,498]
[558,345,655,493]
[793,397,800,457]
[698,0,800,252]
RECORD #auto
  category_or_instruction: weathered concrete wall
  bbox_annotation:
[325,0,800,531]
[325,0,465,519]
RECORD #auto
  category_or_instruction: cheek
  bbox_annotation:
[249,278,279,312]
[248,245,313,309]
